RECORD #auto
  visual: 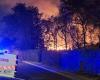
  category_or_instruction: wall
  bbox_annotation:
[15,49,100,75]
[16,49,39,62]
[41,49,100,75]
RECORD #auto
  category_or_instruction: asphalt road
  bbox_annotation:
[0,62,72,80]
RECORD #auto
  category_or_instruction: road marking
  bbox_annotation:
[22,61,92,80]
[14,77,25,80]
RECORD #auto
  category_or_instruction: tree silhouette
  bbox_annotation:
[58,0,72,49]
[3,3,44,50]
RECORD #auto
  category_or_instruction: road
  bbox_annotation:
[0,61,72,80]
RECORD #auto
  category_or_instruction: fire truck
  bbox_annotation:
[0,50,17,78]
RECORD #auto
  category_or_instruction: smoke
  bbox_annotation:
[0,0,60,18]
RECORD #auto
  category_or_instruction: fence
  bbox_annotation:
[41,49,100,75]
[16,49,100,75]
[16,49,39,62]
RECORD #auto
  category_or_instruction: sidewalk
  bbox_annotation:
[22,61,99,80]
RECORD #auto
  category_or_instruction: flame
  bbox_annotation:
[44,31,74,51]
[44,15,100,51]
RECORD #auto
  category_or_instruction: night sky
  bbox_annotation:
[0,0,59,19]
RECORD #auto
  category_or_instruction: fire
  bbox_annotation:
[44,30,74,51]
[43,15,100,51]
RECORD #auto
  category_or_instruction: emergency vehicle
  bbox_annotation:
[0,50,17,78]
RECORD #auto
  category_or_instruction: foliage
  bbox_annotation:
[3,3,44,50]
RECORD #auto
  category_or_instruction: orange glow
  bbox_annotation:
[3,0,99,51]
[44,30,74,51]
[5,0,59,19]
[44,15,100,51]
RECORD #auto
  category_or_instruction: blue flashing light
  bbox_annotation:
[0,49,9,54]
[0,38,15,49]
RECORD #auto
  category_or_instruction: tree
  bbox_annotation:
[89,0,100,48]
[3,3,44,50]
[42,17,59,50]
[60,0,93,49]
[58,0,72,49]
